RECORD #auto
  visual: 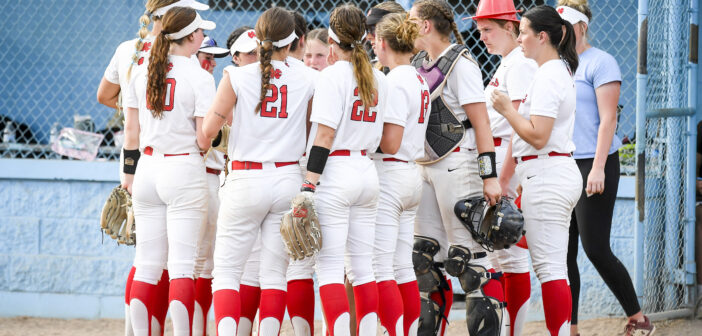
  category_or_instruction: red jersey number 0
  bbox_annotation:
[261,84,289,118]
[350,87,378,122]
[146,78,176,112]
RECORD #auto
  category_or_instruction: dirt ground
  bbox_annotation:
[1,316,701,336]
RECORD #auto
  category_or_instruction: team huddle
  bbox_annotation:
[96,0,654,336]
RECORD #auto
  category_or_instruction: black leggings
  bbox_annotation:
[567,152,641,324]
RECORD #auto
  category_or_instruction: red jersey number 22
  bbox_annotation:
[350,87,378,122]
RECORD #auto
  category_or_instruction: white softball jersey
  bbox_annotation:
[378,65,431,162]
[485,47,537,140]
[436,44,486,150]
[310,61,388,152]
[225,60,315,162]
[104,36,155,92]
[512,59,577,157]
[123,55,216,154]
[286,56,320,82]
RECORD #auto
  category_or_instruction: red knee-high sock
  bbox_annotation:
[214,289,241,336]
[287,279,315,335]
[259,289,287,334]
[130,280,157,335]
[194,277,213,336]
[319,284,350,336]
[126,266,136,305]
[541,279,571,336]
[169,278,196,335]
[377,280,403,336]
[239,284,261,335]
[504,272,531,336]
[429,277,453,336]
[398,281,420,336]
[154,270,170,336]
[482,269,505,302]
[353,282,379,336]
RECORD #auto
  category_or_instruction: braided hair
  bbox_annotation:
[412,0,464,45]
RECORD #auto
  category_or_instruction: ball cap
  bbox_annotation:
[230,29,259,55]
[464,0,521,22]
[199,36,230,58]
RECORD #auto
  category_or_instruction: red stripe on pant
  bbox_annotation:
[125,266,136,305]
[504,272,531,336]
[429,276,453,336]
[482,269,505,302]
[154,270,170,336]
[319,284,350,336]
[239,284,261,336]
[259,289,287,334]
[214,289,241,336]
[130,280,157,336]
[377,280,403,336]
[542,279,572,336]
[398,281,420,336]
[194,277,213,336]
[287,279,315,335]
[352,282,379,336]
[169,278,196,335]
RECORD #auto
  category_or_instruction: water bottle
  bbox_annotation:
[50,122,60,145]
[3,121,15,143]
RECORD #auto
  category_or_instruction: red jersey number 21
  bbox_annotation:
[261,84,288,118]
[350,87,378,122]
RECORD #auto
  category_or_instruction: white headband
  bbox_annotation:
[166,13,215,40]
[556,6,589,25]
[153,0,209,17]
[269,31,298,48]
[327,27,367,47]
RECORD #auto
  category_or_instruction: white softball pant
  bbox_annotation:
[212,164,301,292]
[373,160,422,284]
[194,173,220,279]
[315,154,379,286]
[488,140,530,274]
[516,156,581,283]
[414,150,492,269]
[132,154,208,284]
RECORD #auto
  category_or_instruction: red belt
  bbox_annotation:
[515,152,572,164]
[452,147,461,153]
[206,167,221,175]
[231,160,299,170]
[382,158,408,163]
[143,146,202,157]
[493,137,503,147]
[329,149,367,157]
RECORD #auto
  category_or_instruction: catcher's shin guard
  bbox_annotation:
[444,245,507,336]
[413,236,450,336]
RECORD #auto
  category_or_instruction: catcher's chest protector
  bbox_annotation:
[412,45,476,164]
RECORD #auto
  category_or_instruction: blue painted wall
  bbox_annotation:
[0,158,638,320]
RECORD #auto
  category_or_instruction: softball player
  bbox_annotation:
[97,1,209,335]
[223,26,264,336]
[203,7,315,336]
[490,5,582,336]
[299,5,387,336]
[408,0,503,335]
[192,36,229,336]
[473,0,538,334]
[121,7,215,336]
[371,13,428,336]
[303,28,329,71]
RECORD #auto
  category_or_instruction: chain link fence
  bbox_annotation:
[0,0,638,169]
[643,0,693,314]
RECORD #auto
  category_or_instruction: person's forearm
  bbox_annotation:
[592,114,617,169]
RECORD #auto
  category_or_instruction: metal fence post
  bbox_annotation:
[635,0,648,306]
[685,0,699,308]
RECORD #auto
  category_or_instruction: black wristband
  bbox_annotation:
[478,152,497,179]
[123,149,141,175]
[307,145,330,175]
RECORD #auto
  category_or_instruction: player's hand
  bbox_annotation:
[498,174,511,197]
[586,167,605,196]
[121,174,134,195]
[490,90,511,115]
[483,177,501,206]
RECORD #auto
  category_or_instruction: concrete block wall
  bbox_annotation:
[0,159,638,320]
